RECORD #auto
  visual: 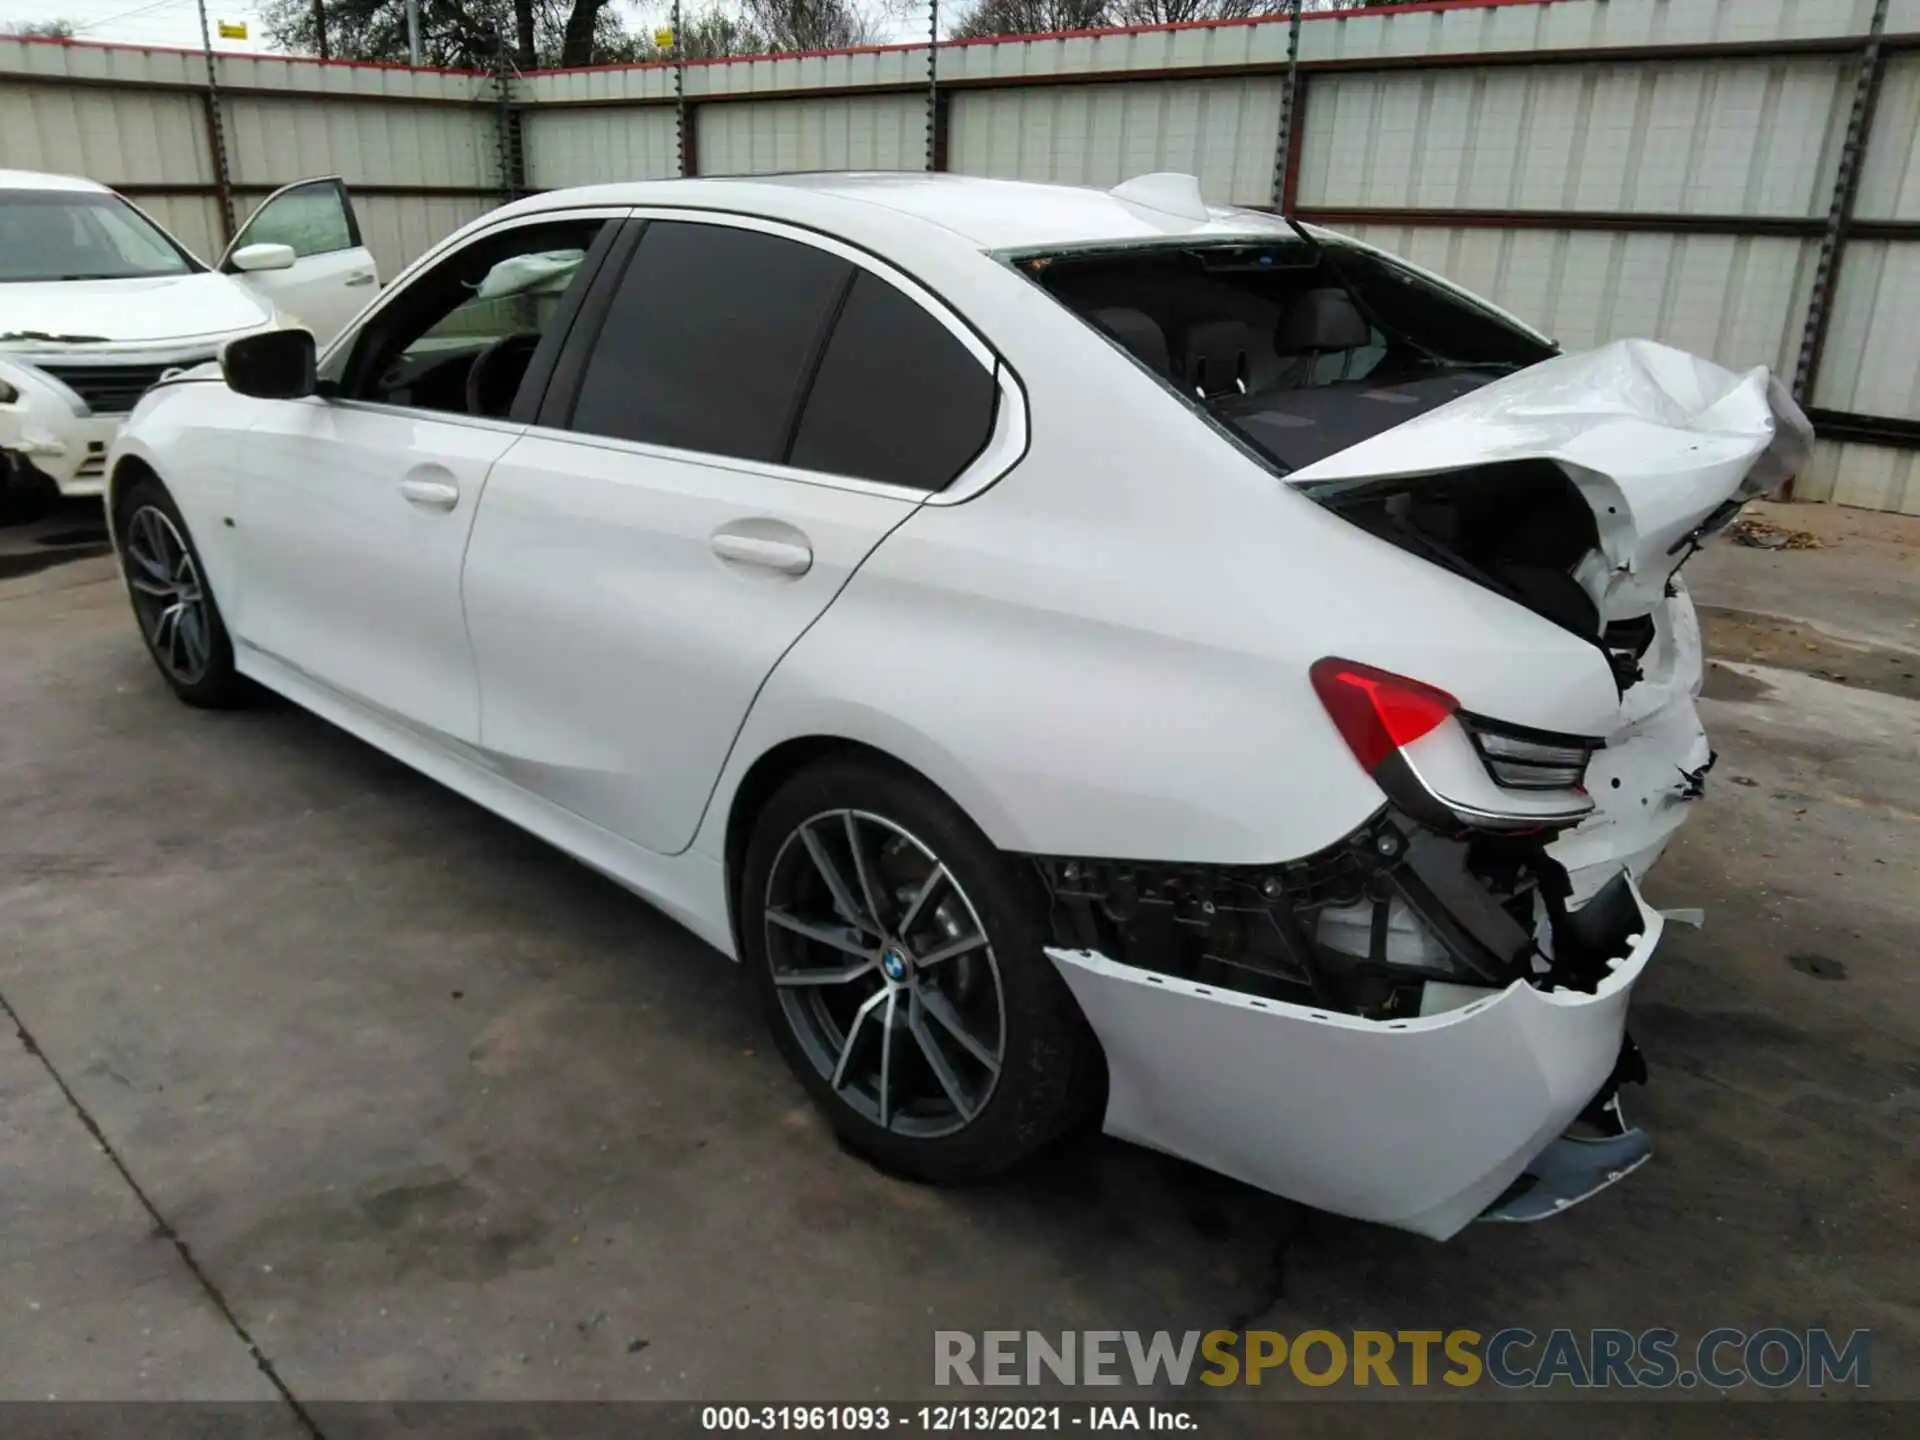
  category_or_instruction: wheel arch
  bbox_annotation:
[105,453,162,540]
[719,734,986,962]
[106,424,245,621]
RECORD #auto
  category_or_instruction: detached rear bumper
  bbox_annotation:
[1047,875,1661,1240]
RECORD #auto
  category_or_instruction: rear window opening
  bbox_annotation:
[1016,236,1555,473]
[1017,237,1707,685]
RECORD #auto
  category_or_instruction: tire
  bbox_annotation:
[114,473,251,709]
[740,755,1101,1183]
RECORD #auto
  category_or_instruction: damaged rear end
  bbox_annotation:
[1034,327,1811,1238]
[1293,339,1812,905]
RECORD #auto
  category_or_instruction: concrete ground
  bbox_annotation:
[0,496,1914,1431]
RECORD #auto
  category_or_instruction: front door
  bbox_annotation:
[223,178,379,344]
[231,212,618,746]
[463,215,1004,854]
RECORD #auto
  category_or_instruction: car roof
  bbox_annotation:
[501,172,1301,252]
[0,168,112,194]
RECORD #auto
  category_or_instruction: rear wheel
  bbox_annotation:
[115,475,250,708]
[741,757,1099,1182]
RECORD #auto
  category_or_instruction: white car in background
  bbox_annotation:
[105,173,1810,1240]
[0,169,376,516]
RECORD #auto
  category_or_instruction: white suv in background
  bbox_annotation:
[0,169,376,516]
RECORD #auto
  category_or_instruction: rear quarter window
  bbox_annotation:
[789,271,998,492]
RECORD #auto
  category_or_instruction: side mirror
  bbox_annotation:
[230,242,297,273]
[222,328,317,400]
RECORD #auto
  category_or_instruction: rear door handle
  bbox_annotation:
[711,529,813,575]
[346,272,377,287]
[399,477,460,511]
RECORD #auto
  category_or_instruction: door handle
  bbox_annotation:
[346,272,377,287]
[399,477,460,511]
[711,529,813,575]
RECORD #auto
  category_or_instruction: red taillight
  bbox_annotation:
[1310,658,1459,774]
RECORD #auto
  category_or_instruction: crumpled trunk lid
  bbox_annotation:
[1288,339,1815,623]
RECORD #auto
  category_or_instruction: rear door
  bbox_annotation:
[462,213,1003,854]
[223,178,378,343]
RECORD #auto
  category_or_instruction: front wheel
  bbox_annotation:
[115,476,250,708]
[740,757,1100,1182]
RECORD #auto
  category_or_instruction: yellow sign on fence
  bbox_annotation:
[653,26,675,49]
[217,21,248,39]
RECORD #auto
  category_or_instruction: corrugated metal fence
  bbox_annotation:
[0,42,501,280]
[5,0,1919,512]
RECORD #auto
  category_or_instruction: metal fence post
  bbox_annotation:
[194,0,235,244]
[1792,0,1891,411]
[926,0,939,173]
[490,25,524,202]
[674,0,689,178]
[1271,0,1304,214]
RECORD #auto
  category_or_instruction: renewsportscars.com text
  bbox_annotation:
[934,1328,1872,1390]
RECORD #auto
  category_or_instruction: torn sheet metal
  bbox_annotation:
[1,363,73,461]
[1549,581,1710,906]
[1047,876,1663,1240]
[1288,339,1815,621]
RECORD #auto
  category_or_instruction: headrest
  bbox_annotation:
[1089,307,1170,377]
[1174,317,1248,398]
[1275,288,1371,355]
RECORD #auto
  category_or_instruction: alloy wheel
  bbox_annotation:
[123,506,213,685]
[763,809,1006,1139]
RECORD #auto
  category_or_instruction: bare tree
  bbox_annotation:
[955,0,1428,39]
[1115,0,1260,23]
[659,8,774,59]
[739,0,891,51]
[4,19,78,38]
[513,0,538,67]
[262,0,635,69]
[615,1,902,60]
[951,0,1111,41]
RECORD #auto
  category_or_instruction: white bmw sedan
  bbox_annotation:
[107,173,1809,1240]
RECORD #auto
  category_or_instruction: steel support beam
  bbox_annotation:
[1272,0,1304,213]
[1792,0,1893,410]
[193,0,235,244]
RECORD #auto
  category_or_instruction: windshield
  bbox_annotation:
[1017,236,1557,473]
[0,190,201,283]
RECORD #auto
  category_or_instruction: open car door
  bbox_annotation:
[221,177,378,345]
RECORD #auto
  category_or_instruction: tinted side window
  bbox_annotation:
[790,273,997,491]
[569,221,852,463]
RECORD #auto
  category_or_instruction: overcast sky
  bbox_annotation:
[2,0,273,52]
[0,1,936,57]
